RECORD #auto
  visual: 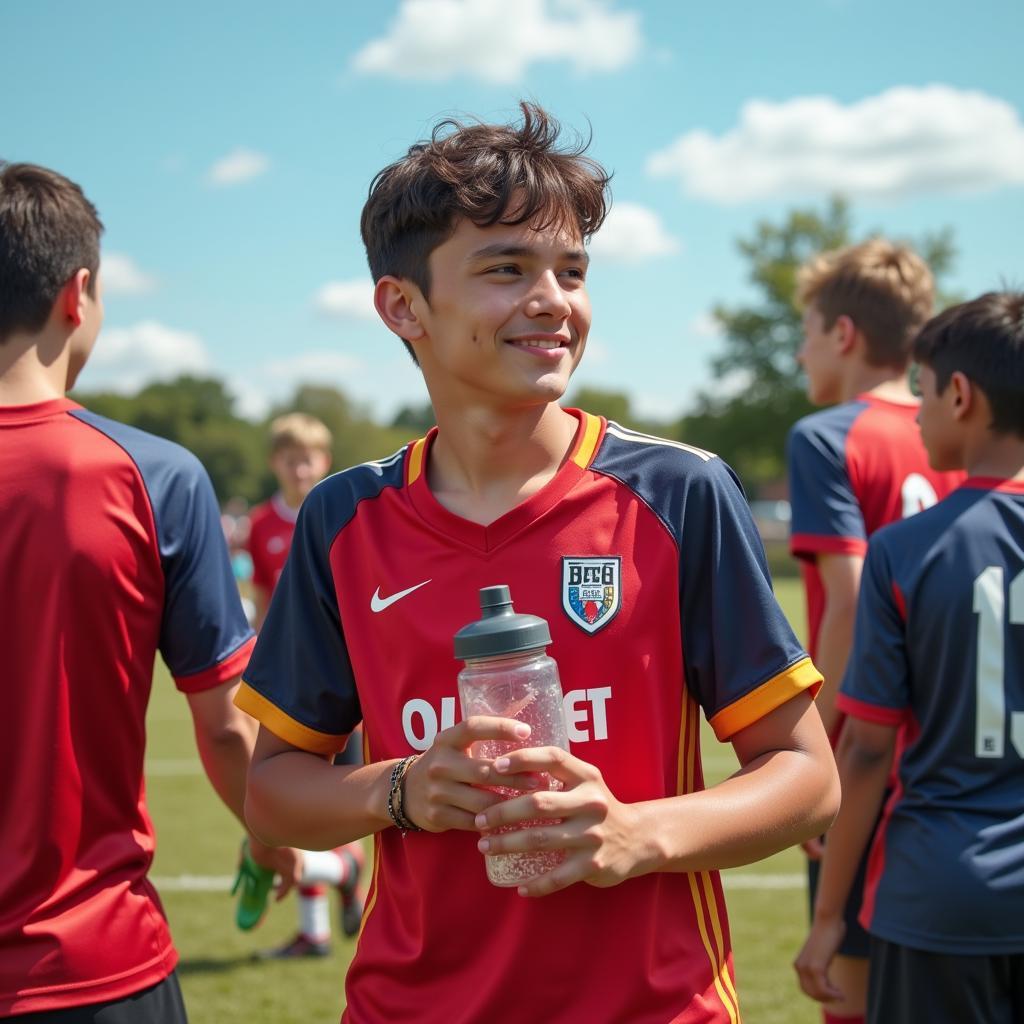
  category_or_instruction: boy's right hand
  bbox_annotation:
[401,717,541,833]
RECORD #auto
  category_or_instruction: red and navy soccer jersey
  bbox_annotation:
[0,398,255,1015]
[237,410,821,1024]
[787,394,962,662]
[247,494,298,592]
[838,479,1024,955]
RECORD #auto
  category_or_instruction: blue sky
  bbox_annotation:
[4,0,1022,422]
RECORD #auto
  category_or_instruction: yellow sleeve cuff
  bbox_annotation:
[234,682,349,756]
[708,657,823,741]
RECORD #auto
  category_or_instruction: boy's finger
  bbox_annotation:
[434,716,533,748]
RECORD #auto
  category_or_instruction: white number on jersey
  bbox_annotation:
[901,473,940,518]
[972,567,1024,759]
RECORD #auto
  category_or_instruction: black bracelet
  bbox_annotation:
[386,755,423,835]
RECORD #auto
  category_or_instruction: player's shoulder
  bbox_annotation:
[870,485,969,560]
[593,419,726,484]
[70,406,207,483]
[788,400,866,450]
[303,442,410,521]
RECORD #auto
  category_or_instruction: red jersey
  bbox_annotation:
[238,411,821,1024]
[0,398,255,1015]
[247,494,298,592]
[786,394,962,662]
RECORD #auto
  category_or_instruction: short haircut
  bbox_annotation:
[360,101,611,361]
[913,291,1024,439]
[796,238,934,369]
[0,162,103,343]
[268,413,333,454]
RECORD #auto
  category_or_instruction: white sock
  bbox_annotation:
[300,849,345,886]
[298,892,331,942]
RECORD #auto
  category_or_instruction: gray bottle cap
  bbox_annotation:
[453,585,551,660]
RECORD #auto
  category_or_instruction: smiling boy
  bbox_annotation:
[237,103,839,1023]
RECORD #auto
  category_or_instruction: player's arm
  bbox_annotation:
[245,717,541,850]
[251,583,271,631]
[814,552,864,738]
[476,688,839,896]
[794,717,895,1003]
[187,678,301,891]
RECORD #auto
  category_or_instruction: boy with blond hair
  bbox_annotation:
[795,291,1024,1023]
[787,238,963,1022]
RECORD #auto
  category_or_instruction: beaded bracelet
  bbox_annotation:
[386,754,423,835]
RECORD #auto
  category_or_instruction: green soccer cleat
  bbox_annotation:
[232,839,276,931]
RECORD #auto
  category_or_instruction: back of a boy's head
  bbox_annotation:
[268,413,333,455]
[796,238,934,369]
[360,101,611,304]
[913,291,1024,439]
[0,162,104,344]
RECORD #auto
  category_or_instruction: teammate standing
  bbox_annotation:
[787,239,962,1023]
[0,162,297,1021]
[236,102,840,1023]
[245,413,365,958]
[795,291,1024,1023]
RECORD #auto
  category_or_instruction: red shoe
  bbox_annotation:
[338,844,366,938]
[257,933,331,959]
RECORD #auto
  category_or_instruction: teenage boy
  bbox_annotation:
[245,413,365,958]
[795,291,1024,1023]
[0,162,297,1021]
[787,239,962,1022]
[237,103,840,1023]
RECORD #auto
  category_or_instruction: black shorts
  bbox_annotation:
[14,972,188,1024]
[807,840,872,959]
[868,936,1024,1024]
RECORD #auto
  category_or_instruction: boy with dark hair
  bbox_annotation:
[237,103,840,1023]
[787,239,962,1022]
[0,161,297,1021]
[795,291,1024,1023]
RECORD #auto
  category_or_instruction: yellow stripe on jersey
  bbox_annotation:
[571,411,603,468]
[406,437,427,486]
[676,686,741,1023]
[233,682,348,755]
[708,657,822,741]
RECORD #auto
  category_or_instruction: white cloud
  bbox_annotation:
[351,0,642,83]
[84,321,210,392]
[101,252,156,294]
[647,85,1024,203]
[206,148,270,186]
[314,279,377,321]
[689,312,722,339]
[588,202,679,263]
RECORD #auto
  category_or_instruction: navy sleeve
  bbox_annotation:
[787,413,867,557]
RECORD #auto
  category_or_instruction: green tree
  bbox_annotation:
[679,196,956,492]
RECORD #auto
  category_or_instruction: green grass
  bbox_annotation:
[146,576,816,1023]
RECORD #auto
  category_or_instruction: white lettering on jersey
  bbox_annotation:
[402,696,457,750]
[900,473,939,518]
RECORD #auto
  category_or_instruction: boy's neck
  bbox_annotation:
[0,329,72,405]
[427,402,579,525]
[839,364,914,405]
[963,432,1024,482]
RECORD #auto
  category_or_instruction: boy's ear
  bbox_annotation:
[374,276,426,344]
[60,268,92,328]
[834,314,858,355]
[949,370,974,422]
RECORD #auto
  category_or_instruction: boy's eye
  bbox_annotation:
[488,265,521,275]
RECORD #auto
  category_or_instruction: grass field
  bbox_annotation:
[146,576,818,1023]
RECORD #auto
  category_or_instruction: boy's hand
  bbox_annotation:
[793,916,846,1003]
[248,837,303,900]
[401,717,543,833]
[472,746,644,896]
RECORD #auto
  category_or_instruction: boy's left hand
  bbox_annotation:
[793,916,846,1003]
[472,746,647,896]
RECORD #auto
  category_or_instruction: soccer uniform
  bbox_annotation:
[838,479,1024,1023]
[0,398,255,1017]
[247,494,298,593]
[237,410,821,1024]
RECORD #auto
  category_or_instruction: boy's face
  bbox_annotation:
[270,444,331,505]
[915,364,962,471]
[797,304,842,405]
[411,215,591,409]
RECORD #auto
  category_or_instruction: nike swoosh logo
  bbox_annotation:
[370,579,432,613]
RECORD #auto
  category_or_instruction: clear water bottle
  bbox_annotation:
[454,585,570,887]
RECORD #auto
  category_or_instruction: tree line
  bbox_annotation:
[73,198,955,505]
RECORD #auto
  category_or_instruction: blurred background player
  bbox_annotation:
[246,413,365,958]
[0,161,298,1021]
[795,291,1024,1023]
[786,238,963,1023]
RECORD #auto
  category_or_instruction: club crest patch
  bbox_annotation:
[561,556,621,635]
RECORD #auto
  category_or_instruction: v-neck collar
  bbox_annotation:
[403,408,605,553]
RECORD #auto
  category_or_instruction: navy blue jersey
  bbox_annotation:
[838,478,1024,955]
